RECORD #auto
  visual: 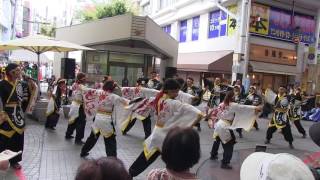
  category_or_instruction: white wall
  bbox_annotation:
[149,0,239,54]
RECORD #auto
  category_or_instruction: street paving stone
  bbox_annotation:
[0,114,318,180]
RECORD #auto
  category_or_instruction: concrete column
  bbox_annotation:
[242,0,252,83]
[159,58,167,80]
[295,43,305,85]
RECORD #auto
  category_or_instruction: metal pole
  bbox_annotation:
[11,0,17,39]
[242,0,252,83]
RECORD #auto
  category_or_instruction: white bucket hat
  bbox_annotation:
[240,152,314,180]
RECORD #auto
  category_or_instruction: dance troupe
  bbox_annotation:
[0,62,309,175]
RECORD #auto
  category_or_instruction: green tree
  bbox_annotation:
[40,25,56,37]
[78,0,138,23]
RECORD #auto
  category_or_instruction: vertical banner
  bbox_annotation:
[179,20,187,42]
[250,3,270,35]
[220,11,227,36]
[162,24,171,34]
[208,10,220,38]
[192,16,200,41]
[227,5,238,36]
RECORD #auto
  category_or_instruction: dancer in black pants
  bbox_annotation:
[45,78,66,130]
[80,80,128,157]
[265,86,294,149]
[129,79,204,177]
[208,90,260,169]
[65,73,87,145]
[288,87,306,138]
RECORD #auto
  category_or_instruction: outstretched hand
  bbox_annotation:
[255,106,263,114]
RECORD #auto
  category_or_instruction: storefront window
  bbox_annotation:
[86,51,108,75]
[109,53,144,64]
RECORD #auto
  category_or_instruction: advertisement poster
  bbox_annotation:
[192,16,200,41]
[250,3,270,35]
[250,3,315,44]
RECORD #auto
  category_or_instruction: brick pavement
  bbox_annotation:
[0,114,318,180]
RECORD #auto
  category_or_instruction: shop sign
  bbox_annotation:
[250,3,316,44]
[208,10,227,38]
[227,5,238,36]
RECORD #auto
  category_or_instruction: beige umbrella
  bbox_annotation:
[0,34,94,84]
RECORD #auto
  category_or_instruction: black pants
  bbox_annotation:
[0,132,24,165]
[129,151,161,177]
[65,105,86,141]
[211,130,235,164]
[123,116,152,139]
[253,120,258,129]
[81,131,117,157]
[45,112,60,128]
[266,124,293,143]
[293,120,306,135]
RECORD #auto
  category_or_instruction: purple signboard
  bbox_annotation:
[180,20,188,42]
[192,16,200,41]
[266,6,315,44]
[208,10,220,38]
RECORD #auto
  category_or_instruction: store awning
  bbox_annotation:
[250,61,298,75]
[177,50,233,73]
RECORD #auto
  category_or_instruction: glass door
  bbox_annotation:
[109,65,125,86]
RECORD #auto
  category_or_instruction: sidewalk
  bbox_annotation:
[1,114,318,180]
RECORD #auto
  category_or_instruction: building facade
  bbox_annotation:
[54,14,178,86]
[140,0,320,92]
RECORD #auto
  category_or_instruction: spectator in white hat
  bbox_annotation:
[240,152,315,180]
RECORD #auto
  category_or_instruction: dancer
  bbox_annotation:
[288,87,306,138]
[80,80,128,157]
[45,78,66,130]
[264,86,294,149]
[208,78,230,108]
[128,79,204,177]
[65,72,87,145]
[182,77,202,131]
[121,78,158,139]
[244,86,262,130]
[233,85,246,138]
[0,63,25,169]
[208,90,260,169]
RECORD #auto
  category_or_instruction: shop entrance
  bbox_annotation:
[109,62,144,87]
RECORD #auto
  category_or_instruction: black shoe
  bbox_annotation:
[48,127,56,130]
[264,139,270,144]
[197,126,201,132]
[75,140,85,145]
[289,143,294,149]
[221,163,232,169]
[238,133,243,138]
[210,155,218,160]
[255,127,259,131]
[302,134,307,138]
[80,152,89,157]
[65,135,74,139]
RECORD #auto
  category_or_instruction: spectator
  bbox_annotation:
[240,152,314,180]
[75,157,131,180]
[147,127,200,180]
